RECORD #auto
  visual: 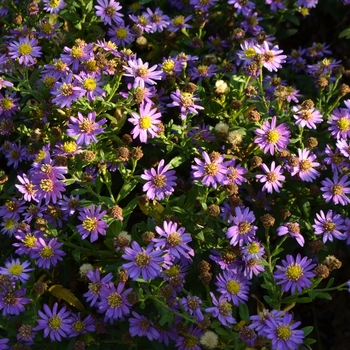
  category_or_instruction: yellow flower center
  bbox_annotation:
[204,162,219,176]
[24,234,37,248]
[105,5,116,16]
[54,60,67,72]
[3,292,16,305]
[72,320,85,332]
[62,141,77,153]
[108,292,122,307]
[238,221,251,234]
[4,219,15,230]
[135,252,151,267]
[80,120,94,133]
[1,98,14,110]
[337,117,350,131]
[165,265,180,277]
[42,22,54,34]
[48,316,62,330]
[285,263,303,281]
[197,65,208,76]
[162,60,175,72]
[139,318,151,330]
[166,232,182,247]
[59,83,73,96]
[83,77,97,91]
[331,184,343,195]
[299,159,312,171]
[139,116,152,129]
[245,48,256,58]
[8,264,23,276]
[40,246,54,259]
[115,28,127,39]
[44,76,56,88]
[184,336,197,348]
[137,67,149,78]
[82,217,98,232]
[277,325,292,340]
[40,179,54,192]
[89,282,101,294]
[180,95,193,108]
[35,150,47,162]
[18,43,33,56]
[266,171,279,182]
[173,16,185,26]
[71,46,84,59]
[324,220,336,232]
[152,174,166,189]
[218,301,232,315]
[266,130,280,143]
[247,242,259,254]
[226,280,241,294]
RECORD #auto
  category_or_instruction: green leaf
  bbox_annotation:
[301,326,313,337]
[339,27,350,38]
[303,338,317,345]
[326,277,334,288]
[117,179,138,202]
[71,249,81,262]
[308,291,332,300]
[215,327,229,336]
[49,285,84,311]
[238,303,250,321]
[169,155,187,169]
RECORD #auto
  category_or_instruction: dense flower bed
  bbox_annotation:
[1,0,350,349]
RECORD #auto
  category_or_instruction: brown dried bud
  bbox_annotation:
[308,240,323,254]
[260,214,275,228]
[250,155,262,168]
[225,184,239,196]
[198,271,212,285]
[130,24,143,36]
[113,236,130,251]
[206,204,220,217]
[209,151,221,162]
[317,76,329,89]
[230,100,242,110]
[54,155,68,167]
[280,209,291,220]
[18,325,33,339]
[176,321,189,334]
[309,184,320,196]
[0,172,8,185]
[13,14,22,25]
[169,275,184,288]
[80,151,96,162]
[274,85,288,102]
[160,284,174,299]
[313,264,330,279]
[130,146,143,160]
[300,99,314,110]
[0,119,14,135]
[191,36,204,49]
[138,194,149,206]
[198,315,212,330]
[126,292,139,305]
[107,205,123,219]
[197,260,211,272]
[94,319,107,334]
[51,126,62,138]
[239,326,256,342]
[33,281,48,295]
[122,332,134,345]
[183,82,197,94]
[116,270,128,283]
[142,231,155,245]
[222,62,234,73]
[244,86,257,98]
[323,255,342,271]
[339,83,350,96]
[35,218,47,231]
[288,156,299,167]
[256,31,267,44]
[163,214,179,223]
[122,134,133,145]
[247,110,261,122]
[0,274,11,285]
[305,137,318,149]
[232,27,245,40]
[116,147,130,162]
[73,340,86,350]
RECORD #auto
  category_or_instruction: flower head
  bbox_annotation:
[205,293,236,327]
[0,286,30,316]
[43,0,66,14]
[293,105,323,129]
[31,237,66,268]
[290,148,320,182]
[129,311,160,340]
[256,161,285,193]
[95,0,123,25]
[0,258,33,284]
[321,173,350,205]
[328,108,350,139]
[167,90,204,120]
[312,210,346,243]
[277,222,305,246]
[8,36,42,66]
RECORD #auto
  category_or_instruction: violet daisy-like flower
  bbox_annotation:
[265,311,304,350]
[108,22,135,46]
[205,293,236,327]
[66,111,106,146]
[215,270,251,306]
[141,160,177,200]
[255,41,287,72]
[95,0,123,25]
[0,258,33,284]
[254,116,290,155]
[0,199,26,221]
[321,173,350,205]
[241,241,265,260]
[191,151,227,189]
[15,173,37,202]
[256,161,285,193]
[176,325,203,350]
[226,206,257,247]
[312,210,346,243]
[129,311,160,340]
[181,295,204,322]
[31,237,66,268]
[83,269,113,307]
[189,64,218,81]
[274,254,316,294]
[323,144,346,172]
[34,303,72,342]
[124,58,163,88]
[68,313,95,337]
[98,282,132,323]
[277,222,305,247]
[168,14,193,32]
[75,72,106,101]
[32,173,66,205]
[0,286,30,316]
[228,0,255,16]
[249,309,284,337]
[336,138,350,158]
[290,148,320,182]
[223,158,248,186]
[4,142,26,169]
[144,7,171,32]
[43,0,66,14]
[154,221,194,260]
[328,108,350,139]
[77,204,109,242]
[122,241,164,281]
[0,91,19,118]
[128,101,162,143]
[13,228,43,256]
[167,90,204,120]
[8,36,42,66]
[244,258,265,280]
[292,105,323,129]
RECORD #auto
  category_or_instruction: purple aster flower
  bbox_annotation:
[77,204,108,242]
[129,311,160,340]
[4,142,26,169]
[181,295,204,322]
[108,22,135,46]
[323,144,346,172]
[129,13,153,33]
[191,151,227,189]
[66,111,106,146]
[266,0,286,11]
[98,282,132,323]
[34,303,72,342]
[141,160,177,200]
[143,7,170,32]
[328,108,350,139]
[75,72,106,101]
[124,58,163,88]
[215,270,251,306]
[190,0,218,11]
[277,222,305,247]
[168,15,193,32]
[122,241,164,281]
[0,258,33,284]
[32,174,66,204]
[207,35,230,53]
[167,89,204,120]
[290,148,320,182]
[37,20,59,39]
[13,228,43,256]
[0,199,26,221]
[0,286,30,316]
[189,64,217,81]
[241,241,265,260]
[209,249,241,272]
[57,195,80,216]
[228,0,255,16]
[0,91,20,118]
[42,59,71,80]
[83,269,113,306]
[8,36,42,66]
[292,105,323,129]
[15,173,37,202]
[306,42,332,58]
[312,210,346,243]
[68,313,95,337]
[256,161,285,193]
[226,206,257,247]
[43,0,66,13]
[243,258,265,280]
[265,311,305,350]
[254,116,290,155]
[205,293,236,327]
[321,173,350,205]
[274,254,316,294]
[31,237,66,268]
[17,324,37,345]
[51,74,86,108]
[128,101,162,143]
[240,12,263,35]
[255,41,286,72]
[236,40,258,65]
[154,221,194,260]
[1,218,18,237]
[176,325,203,350]
[223,159,248,186]
[249,309,284,337]
[336,138,350,158]
[95,0,123,25]
[297,0,318,8]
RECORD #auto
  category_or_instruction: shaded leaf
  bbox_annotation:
[49,285,84,311]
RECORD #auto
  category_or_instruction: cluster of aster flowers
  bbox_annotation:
[1,0,350,349]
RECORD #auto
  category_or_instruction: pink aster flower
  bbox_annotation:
[128,101,162,143]
[328,108,350,139]
[8,36,42,66]
[255,41,287,72]
[292,105,323,129]
[43,0,66,14]
[277,222,305,247]
[254,116,290,155]
[321,173,350,205]
[256,161,285,193]
[290,148,320,182]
